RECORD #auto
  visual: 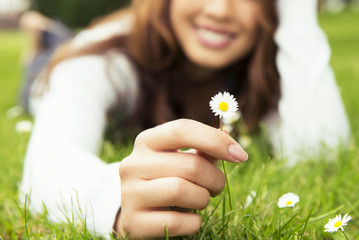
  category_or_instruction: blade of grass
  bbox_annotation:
[299,204,315,240]
[24,193,30,239]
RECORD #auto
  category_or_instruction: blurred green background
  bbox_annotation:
[30,0,130,27]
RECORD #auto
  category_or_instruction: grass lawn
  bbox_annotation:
[0,11,359,239]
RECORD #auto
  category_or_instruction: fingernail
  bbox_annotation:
[228,144,248,162]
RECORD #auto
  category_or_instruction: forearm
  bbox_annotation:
[266,0,350,163]
[20,55,130,237]
[20,140,122,236]
[20,97,122,237]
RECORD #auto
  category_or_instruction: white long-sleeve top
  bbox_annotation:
[20,0,350,237]
[265,0,350,163]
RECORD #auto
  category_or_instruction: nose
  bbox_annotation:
[202,0,233,21]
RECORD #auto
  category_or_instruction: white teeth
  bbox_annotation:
[197,28,230,44]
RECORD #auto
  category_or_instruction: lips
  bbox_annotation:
[195,26,236,49]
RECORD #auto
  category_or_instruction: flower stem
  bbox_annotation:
[341,229,350,240]
[221,160,233,211]
[219,117,233,211]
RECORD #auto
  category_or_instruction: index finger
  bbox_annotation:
[136,119,248,163]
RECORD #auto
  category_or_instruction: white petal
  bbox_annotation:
[15,120,33,133]
[342,213,352,223]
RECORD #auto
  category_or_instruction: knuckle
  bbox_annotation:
[192,214,202,233]
[168,120,186,139]
[181,214,202,235]
[183,155,202,179]
[133,130,149,147]
[119,158,130,178]
[119,185,137,209]
[197,188,211,210]
[119,211,136,234]
[165,178,184,204]
[119,156,135,178]
[168,119,195,139]
[121,219,134,235]
[165,214,202,236]
[201,189,211,209]
[120,217,130,233]
[215,171,226,195]
[166,214,182,235]
[120,181,133,200]
[166,213,202,236]
[166,213,202,237]
[218,171,226,190]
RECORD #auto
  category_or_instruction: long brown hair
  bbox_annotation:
[44,0,280,134]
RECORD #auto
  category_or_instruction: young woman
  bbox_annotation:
[19,0,350,238]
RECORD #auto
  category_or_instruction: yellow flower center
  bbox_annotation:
[286,201,292,205]
[219,102,229,111]
[334,221,342,228]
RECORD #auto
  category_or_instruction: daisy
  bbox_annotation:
[277,192,299,208]
[239,135,252,149]
[222,111,241,125]
[244,190,257,208]
[209,92,238,119]
[15,120,33,133]
[324,213,352,233]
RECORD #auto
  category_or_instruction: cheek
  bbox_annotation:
[235,4,260,32]
[170,0,192,36]
[170,0,201,22]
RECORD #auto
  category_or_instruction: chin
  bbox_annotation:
[189,55,232,70]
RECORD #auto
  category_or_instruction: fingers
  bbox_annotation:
[128,177,210,210]
[120,211,201,239]
[135,119,248,163]
[117,119,248,238]
[181,148,217,163]
[123,151,225,196]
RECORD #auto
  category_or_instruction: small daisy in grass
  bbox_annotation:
[324,213,352,233]
[239,135,252,149]
[244,190,257,208]
[277,193,299,208]
[15,120,33,133]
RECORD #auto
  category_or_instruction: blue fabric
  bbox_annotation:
[20,21,74,112]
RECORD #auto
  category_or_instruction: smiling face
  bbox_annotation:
[170,0,260,70]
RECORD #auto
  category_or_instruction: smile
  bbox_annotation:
[195,26,235,49]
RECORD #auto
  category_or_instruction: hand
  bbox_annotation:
[115,119,248,239]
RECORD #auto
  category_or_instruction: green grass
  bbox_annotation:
[1,11,359,239]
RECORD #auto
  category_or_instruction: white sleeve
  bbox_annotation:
[264,0,350,165]
[20,55,135,237]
